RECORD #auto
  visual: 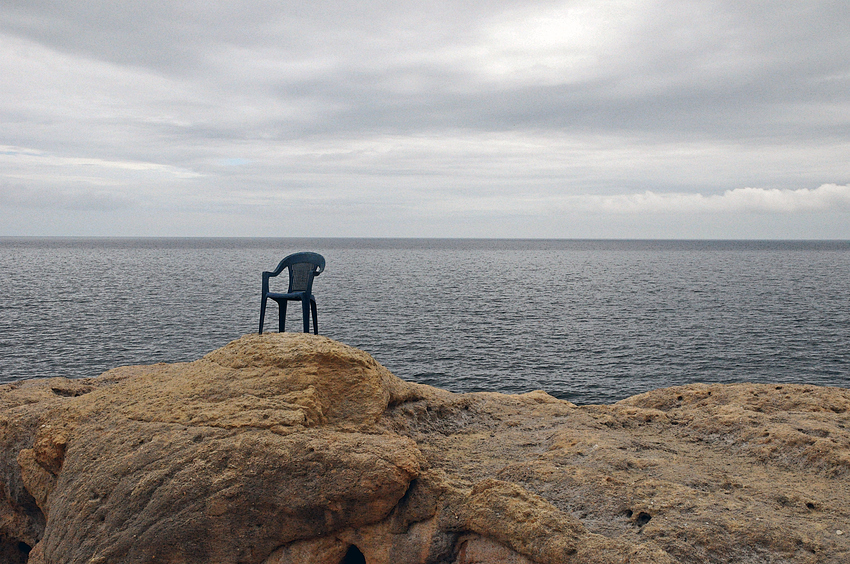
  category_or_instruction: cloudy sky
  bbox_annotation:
[1,1,848,238]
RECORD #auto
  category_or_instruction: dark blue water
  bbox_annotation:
[1,238,848,404]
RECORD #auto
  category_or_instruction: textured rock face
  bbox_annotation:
[1,333,848,564]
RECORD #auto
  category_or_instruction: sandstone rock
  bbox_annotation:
[1,333,848,563]
[2,335,422,564]
[454,535,535,564]
[462,478,586,562]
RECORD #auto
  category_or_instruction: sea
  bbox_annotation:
[1,237,848,405]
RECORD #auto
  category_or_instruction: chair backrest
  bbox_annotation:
[288,261,317,292]
[264,252,325,295]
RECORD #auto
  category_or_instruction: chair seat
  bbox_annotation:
[266,292,315,301]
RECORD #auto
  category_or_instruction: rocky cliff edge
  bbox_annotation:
[1,333,848,564]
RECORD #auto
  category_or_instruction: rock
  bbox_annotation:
[462,478,585,562]
[1,333,849,563]
[454,535,536,564]
[2,335,422,564]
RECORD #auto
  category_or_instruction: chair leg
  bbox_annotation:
[259,296,267,334]
[301,298,310,333]
[279,300,287,333]
[311,298,318,335]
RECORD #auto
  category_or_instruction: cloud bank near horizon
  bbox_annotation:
[1,1,848,238]
[568,184,850,215]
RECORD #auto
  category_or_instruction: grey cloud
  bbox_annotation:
[0,182,135,211]
[6,1,846,141]
[240,4,850,144]
[1,0,848,237]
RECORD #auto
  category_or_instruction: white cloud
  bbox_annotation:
[469,0,642,85]
[419,184,850,217]
[0,146,200,176]
[0,145,201,194]
[569,184,850,214]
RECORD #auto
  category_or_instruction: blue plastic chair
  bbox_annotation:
[259,252,325,334]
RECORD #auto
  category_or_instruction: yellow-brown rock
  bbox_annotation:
[1,333,848,563]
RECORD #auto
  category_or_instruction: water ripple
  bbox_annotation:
[1,238,848,404]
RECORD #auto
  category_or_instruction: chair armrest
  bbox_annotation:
[261,271,273,295]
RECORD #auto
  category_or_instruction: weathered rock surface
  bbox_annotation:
[1,333,848,563]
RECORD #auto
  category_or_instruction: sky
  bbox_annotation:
[1,0,849,239]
